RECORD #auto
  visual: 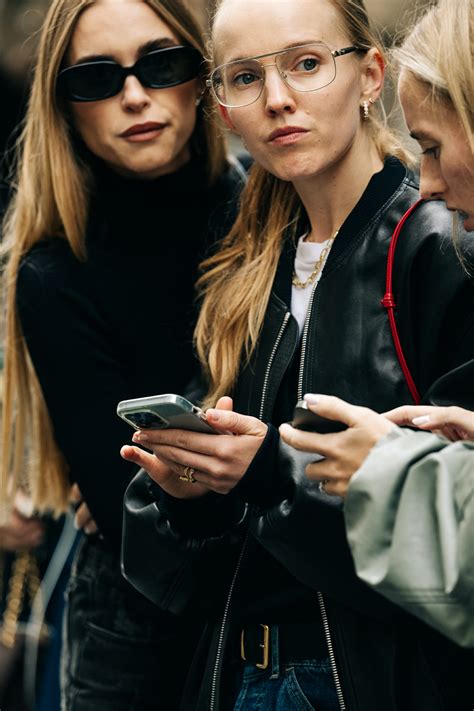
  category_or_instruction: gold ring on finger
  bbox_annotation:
[179,466,197,484]
[318,479,328,494]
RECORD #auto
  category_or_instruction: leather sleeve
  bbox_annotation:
[121,470,248,615]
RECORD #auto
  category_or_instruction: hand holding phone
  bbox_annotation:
[292,400,348,434]
[117,393,217,434]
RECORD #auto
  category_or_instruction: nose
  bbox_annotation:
[419,156,447,201]
[121,75,151,112]
[263,64,296,116]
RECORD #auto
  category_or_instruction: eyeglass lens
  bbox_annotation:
[57,46,202,102]
[213,44,338,108]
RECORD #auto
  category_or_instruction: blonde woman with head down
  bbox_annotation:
[280,0,474,650]
[122,0,474,708]
[0,0,245,707]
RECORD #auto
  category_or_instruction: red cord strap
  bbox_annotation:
[381,198,424,405]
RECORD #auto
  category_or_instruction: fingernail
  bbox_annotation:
[304,394,320,405]
[133,431,147,442]
[207,409,220,421]
[412,415,430,425]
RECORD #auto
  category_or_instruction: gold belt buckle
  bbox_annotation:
[240,624,270,670]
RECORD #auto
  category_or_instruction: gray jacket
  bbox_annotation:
[345,428,474,647]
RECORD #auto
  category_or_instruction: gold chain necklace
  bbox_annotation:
[292,230,339,289]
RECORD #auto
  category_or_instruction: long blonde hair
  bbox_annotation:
[393,0,474,152]
[196,0,412,409]
[0,0,227,517]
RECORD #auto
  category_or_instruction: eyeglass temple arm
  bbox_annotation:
[332,46,362,57]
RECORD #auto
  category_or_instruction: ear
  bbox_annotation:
[361,48,385,103]
[219,105,236,131]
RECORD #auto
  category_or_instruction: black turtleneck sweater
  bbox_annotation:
[17,158,243,549]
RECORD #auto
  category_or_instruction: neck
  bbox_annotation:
[293,136,384,243]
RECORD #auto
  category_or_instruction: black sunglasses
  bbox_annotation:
[57,45,203,102]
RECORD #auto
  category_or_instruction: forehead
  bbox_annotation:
[69,0,178,62]
[213,0,346,64]
[398,71,444,137]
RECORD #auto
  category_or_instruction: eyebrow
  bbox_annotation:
[74,37,180,66]
[409,131,434,142]
[223,39,324,64]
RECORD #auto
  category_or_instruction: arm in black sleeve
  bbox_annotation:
[122,470,248,614]
[17,246,138,549]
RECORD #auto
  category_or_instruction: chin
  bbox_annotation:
[261,156,316,183]
[120,154,178,180]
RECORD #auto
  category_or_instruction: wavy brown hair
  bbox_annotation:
[196,0,412,409]
[0,0,227,518]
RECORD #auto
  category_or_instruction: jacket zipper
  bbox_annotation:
[209,529,251,711]
[259,312,291,420]
[298,282,346,711]
[210,312,290,710]
[318,592,346,710]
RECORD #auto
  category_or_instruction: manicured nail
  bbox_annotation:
[304,394,321,405]
[133,431,147,442]
[208,409,220,421]
[412,415,430,425]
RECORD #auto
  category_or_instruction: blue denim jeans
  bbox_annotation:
[233,626,340,711]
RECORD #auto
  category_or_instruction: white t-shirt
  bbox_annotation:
[291,236,331,335]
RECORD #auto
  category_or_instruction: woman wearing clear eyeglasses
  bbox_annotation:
[121,0,474,708]
[0,0,245,709]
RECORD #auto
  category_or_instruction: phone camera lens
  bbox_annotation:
[130,411,166,429]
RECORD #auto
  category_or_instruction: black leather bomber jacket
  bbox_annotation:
[122,159,474,711]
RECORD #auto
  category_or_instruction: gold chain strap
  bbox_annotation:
[1,550,44,648]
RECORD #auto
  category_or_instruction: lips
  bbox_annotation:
[268,126,309,142]
[120,122,166,138]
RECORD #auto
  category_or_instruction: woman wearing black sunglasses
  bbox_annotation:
[0,0,244,709]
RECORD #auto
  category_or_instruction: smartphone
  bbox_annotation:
[117,393,217,434]
[292,400,347,434]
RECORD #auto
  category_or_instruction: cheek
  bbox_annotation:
[168,83,199,140]
[71,104,110,151]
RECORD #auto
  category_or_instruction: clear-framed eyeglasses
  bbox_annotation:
[207,42,362,109]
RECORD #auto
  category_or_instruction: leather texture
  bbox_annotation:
[122,162,474,711]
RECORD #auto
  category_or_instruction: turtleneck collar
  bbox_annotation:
[85,155,209,253]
